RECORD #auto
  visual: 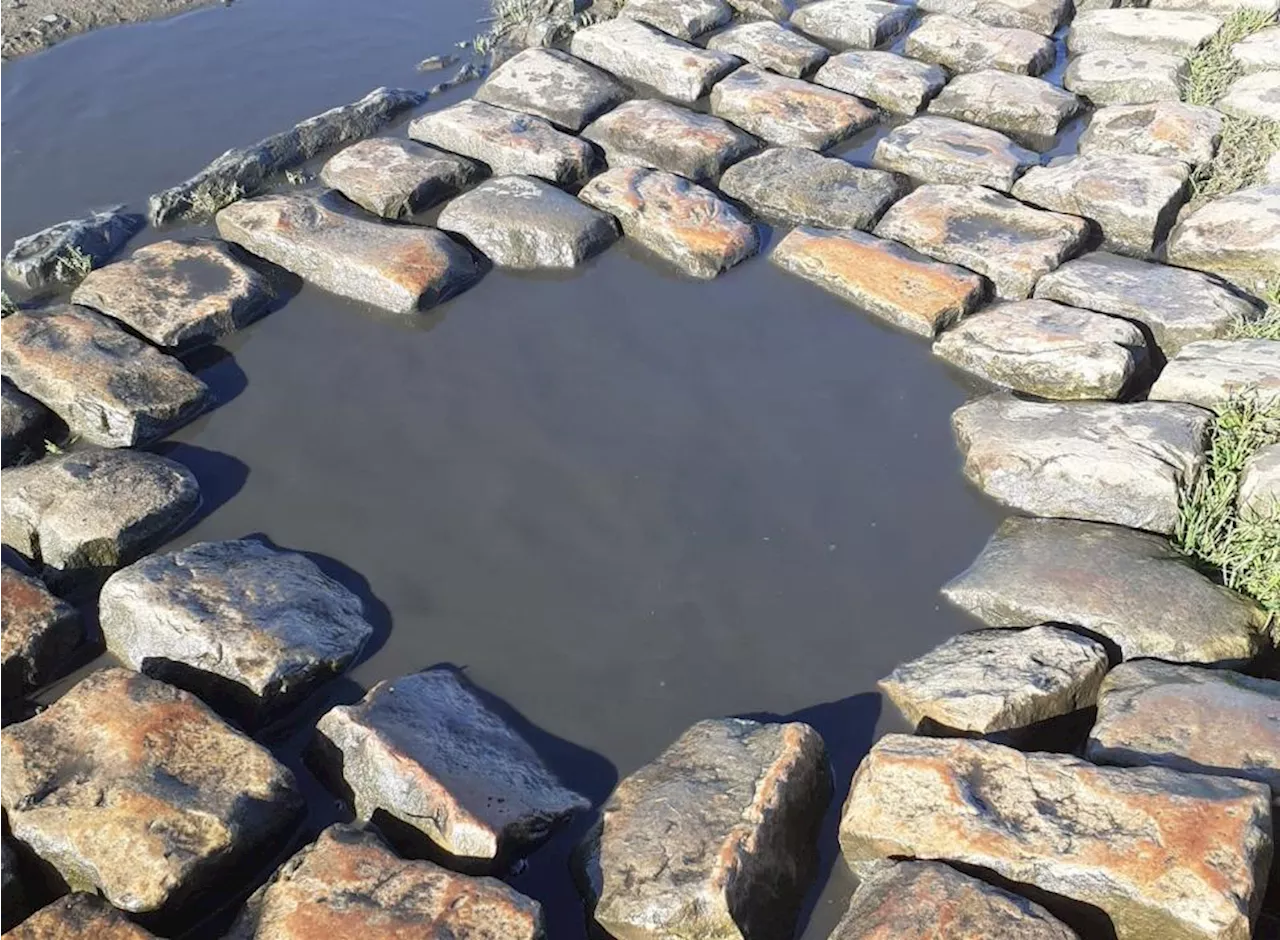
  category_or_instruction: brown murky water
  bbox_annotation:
[2,2,1007,935]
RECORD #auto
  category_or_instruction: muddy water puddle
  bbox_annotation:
[4,2,1007,936]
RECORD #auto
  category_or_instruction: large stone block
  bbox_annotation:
[1068,8,1224,57]
[474,47,630,132]
[906,14,1056,76]
[618,0,733,40]
[1078,101,1223,166]
[1063,50,1187,107]
[1,564,79,701]
[791,0,915,49]
[709,65,877,150]
[319,138,480,219]
[2,207,143,292]
[872,115,1038,192]
[916,0,1070,35]
[1,380,54,468]
[1149,339,1280,411]
[706,20,830,78]
[1165,185,1280,293]
[812,50,948,114]
[569,18,739,103]
[4,894,158,939]
[927,70,1080,148]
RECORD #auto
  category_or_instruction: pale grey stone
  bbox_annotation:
[874,184,1089,300]
[730,0,798,17]
[1,380,53,468]
[1149,339,1280,411]
[879,625,1109,735]
[619,0,733,40]
[1217,70,1280,121]
[719,147,904,230]
[813,50,948,114]
[1239,443,1280,519]
[952,392,1212,533]
[319,138,480,219]
[1268,151,1280,183]
[706,21,830,78]
[933,300,1148,399]
[1067,8,1224,58]
[407,99,596,186]
[474,48,630,132]
[314,668,590,865]
[1034,252,1260,356]
[710,65,877,150]
[1152,0,1278,16]
[1078,101,1223,166]
[2,207,143,292]
[1166,185,1280,293]
[99,539,375,725]
[916,0,1070,35]
[577,718,830,940]
[582,99,760,184]
[872,115,1038,192]
[928,70,1081,148]
[437,176,618,269]
[569,18,740,103]
[906,14,1056,76]
[1232,26,1280,71]
[1063,50,1187,107]
[941,516,1268,664]
[791,0,915,50]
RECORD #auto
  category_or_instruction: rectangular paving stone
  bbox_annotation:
[1217,70,1280,122]
[706,21,831,78]
[1149,339,1280,411]
[408,99,595,186]
[928,70,1081,149]
[731,0,799,16]
[569,18,740,104]
[906,14,1056,76]
[813,50,948,115]
[874,183,1089,299]
[578,166,760,279]
[916,0,1070,36]
[619,0,733,40]
[1064,50,1187,106]
[1153,0,1279,13]
[581,98,760,184]
[0,307,208,448]
[473,48,631,132]
[791,0,916,50]
[873,115,1039,192]
[1165,184,1280,293]
[1067,8,1224,58]
[216,191,483,314]
[710,65,876,150]
[773,226,985,336]
[1231,25,1280,71]
[320,138,480,220]
[1078,101,1223,166]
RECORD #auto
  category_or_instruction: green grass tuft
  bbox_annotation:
[189,180,246,219]
[1,290,17,316]
[1232,279,1280,340]
[53,245,94,283]
[1182,9,1276,107]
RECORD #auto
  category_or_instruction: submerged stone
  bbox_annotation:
[952,393,1212,533]
[772,226,984,337]
[319,138,480,219]
[1063,50,1187,106]
[474,47,630,132]
[879,624,1109,736]
[812,50,948,115]
[1217,70,1280,122]
[1068,8,1223,57]
[927,70,1081,148]
[1078,101,1223,166]
[5,894,158,939]
[839,735,1272,940]
[216,191,483,314]
[581,98,759,184]
[407,99,595,186]
[1149,339,1280,411]
[872,115,1038,193]
[719,148,904,230]
[941,516,1268,664]
[0,668,304,915]
[1,564,79,701]
[916,0,1070,35]
[569,18,739,103]
[906,15,1056,76]
[710,65,876,150]
[4,207,143,292]
[1,449,200,582]
[70,238,273,349]
[1034,252,1258,356]
[706,20,830,78]
[1,380,54,468]
[791,0,915,49]
[438,176,618,269]
[578,718,831,940]
[99,539,375,726]
[0,307,208,448]
[830,860,1080,940]
[934,300,1146,399]
[618,0,733,40]
[313,668,589,866]
[226,825,545,940]
[1165,185,1280,292]
[578,167,760,279]
[874,184,1089,300]
[1239,443,1279,519]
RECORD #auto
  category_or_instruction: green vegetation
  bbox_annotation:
[52,245,94,283]
[189,180,246,219]
[1,289,17,316]
[472,0,605,56]
[1232,279,1280,341]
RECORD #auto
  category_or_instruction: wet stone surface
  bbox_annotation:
[1149,339,1280,411]
[2,206,143,292]
[5,894,159,939]
[706,20,831,78]
[99,538,375,726]
[1165,184,1280,292]
[790,0,916,50]
[1034,251,1258,356]
[70,238,273,350]
[927,70,1081,149]
[719,147,904,231]
[1067,8,1224,58]
[438,176,619,270]
[872,115,1039,193]
[473,47,630,133]
[226,824,546,940]
[313,667,590,866]
[578,718,831,940]
[879,624,1108,737]
[1078,101,1223,166]
[0,306,208,448]
[840,734,1272,940]
[813,50,948,115]
[618,0,734,40]
[830,860,1081,940]
[569,18,739,104]
[906,15,1057,77]
[942,516,1268,664]
[1217,70,1280,122]
[407,99,596,186]
[874,184,1089,300]
[710,65,876,150]
[1063,50,1188,107]
[0,668,304,917]
[216,191,483,314]
[772,226,985,337]
[1,564,79,702]
[578,167,760,279]
[1,380,54,468]
[951,392,1212,533]
[1240,443,1279,519]
[581,98,760,185]
[1,449,200,583]
[319,137,480,219]
[916,0,1071,36]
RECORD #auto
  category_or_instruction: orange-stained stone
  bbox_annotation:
[710,65,876,150]
[0,565,79,700]
[4,894,158,940]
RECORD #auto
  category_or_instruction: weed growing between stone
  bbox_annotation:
[52,245,94,283]
[1176,394,1280,619]
[1,289,17,315]
[1233,279,1280,341]
[188,181,246,219]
